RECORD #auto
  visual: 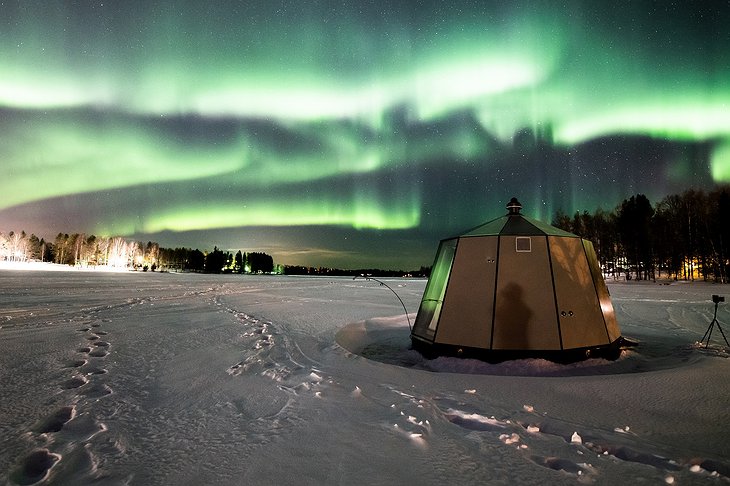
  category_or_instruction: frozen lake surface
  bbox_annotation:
[1,270,729,485]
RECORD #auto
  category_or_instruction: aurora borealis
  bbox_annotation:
[1,1,728,268]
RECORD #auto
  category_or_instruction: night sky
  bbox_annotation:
[1,1,728,269]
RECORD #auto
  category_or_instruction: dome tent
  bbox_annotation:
[411,198,623,362]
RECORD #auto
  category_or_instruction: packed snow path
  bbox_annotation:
[0,271,729,485]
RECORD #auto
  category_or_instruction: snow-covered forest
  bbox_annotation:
[0,232,275,274]
[0,232,157,269]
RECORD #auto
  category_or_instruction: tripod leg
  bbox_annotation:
[714,321,730,347]
[701,322,714,347]
[700,303,724,348]
[701,325,711,344]
[705,323,715,349]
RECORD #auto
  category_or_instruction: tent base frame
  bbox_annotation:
[410,335,630,364]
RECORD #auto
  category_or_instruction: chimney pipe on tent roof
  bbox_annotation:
[506,197,522,215]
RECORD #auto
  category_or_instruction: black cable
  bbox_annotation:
[353,275,412,332]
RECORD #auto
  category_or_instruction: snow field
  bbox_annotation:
[0,272,729,485]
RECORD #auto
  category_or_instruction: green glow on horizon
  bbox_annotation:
[712,142,730,182]
[95,194,422,235]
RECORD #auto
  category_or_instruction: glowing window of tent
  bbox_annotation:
[515,237,532,252]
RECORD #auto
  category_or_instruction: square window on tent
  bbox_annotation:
[515,237,531,252]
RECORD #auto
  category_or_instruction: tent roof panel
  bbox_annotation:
[457,214,578,238]
[459,216,508,237]
[501,216,545,235]
[521,216,577,237]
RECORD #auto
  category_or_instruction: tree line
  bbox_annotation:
[0,232,275,274]
[553,187,730,282]
[3,186,728,280]
[162,247,275,274]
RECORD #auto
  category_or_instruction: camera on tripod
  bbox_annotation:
[701,295,729,348]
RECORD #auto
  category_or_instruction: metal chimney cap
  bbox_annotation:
[506,197,522,215]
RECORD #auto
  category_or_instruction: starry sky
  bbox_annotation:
[1,1,728,269]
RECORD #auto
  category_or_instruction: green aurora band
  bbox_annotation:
[0,1,728,267]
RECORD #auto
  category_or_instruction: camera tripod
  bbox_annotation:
[700,299,730,348]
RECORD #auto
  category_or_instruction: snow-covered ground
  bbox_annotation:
[0,271,728,485]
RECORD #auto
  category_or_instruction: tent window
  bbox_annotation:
[418,239,457,333]
[516,237,531,252]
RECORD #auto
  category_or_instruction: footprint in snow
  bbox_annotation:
[86,335,99,341]
[35,406,76,434]
[61,375,88,389]
[588,444,681,471]
[530,455,587,475]
[82,382,113,399]
[11,449,61,486]
[88,348,109,358]
[66,359,87,368]
[56,412,108,442]
[84,367,108,375]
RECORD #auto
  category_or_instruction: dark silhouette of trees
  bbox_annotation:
[187,249,205,271]
[710,189,730,282]
[616,194,654,280]
[158,247,191,271]
[248,252,274,274]
[234,250,244,273]
[204,247,227,273]
[553,186,730,282]
[654,193,689,279]
[153,247,274,274]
